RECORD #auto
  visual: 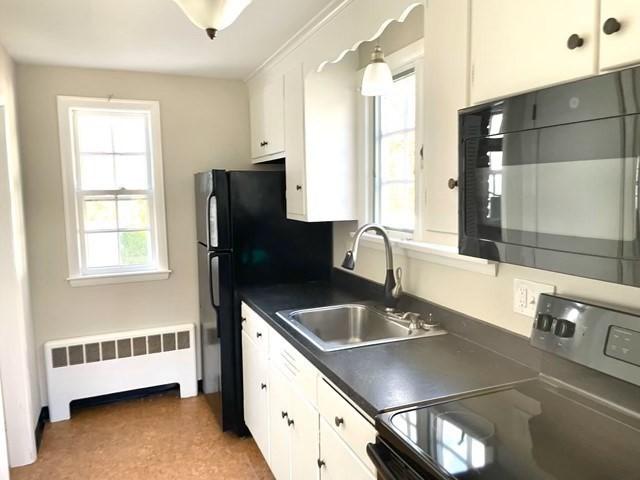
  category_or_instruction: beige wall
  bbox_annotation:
[358,5,424,70]
[16,64,251,404]
[334,219,640,338]
[0,45,40,467]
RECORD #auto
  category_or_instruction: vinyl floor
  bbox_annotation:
[10,392,274,479]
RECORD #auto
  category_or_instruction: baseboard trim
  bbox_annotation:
[35,407,49,451]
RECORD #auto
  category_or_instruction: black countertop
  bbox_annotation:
[239,281,537,418]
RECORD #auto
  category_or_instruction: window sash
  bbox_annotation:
[373,68,418,234]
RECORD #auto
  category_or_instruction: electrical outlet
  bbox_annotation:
[513,279,555,317]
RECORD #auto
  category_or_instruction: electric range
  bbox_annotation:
[369,294,640,480]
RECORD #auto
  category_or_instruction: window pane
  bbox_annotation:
[80,154,115,190]
[115,154,149,189]
[117,197,150,229]
[84,197,116,231]
[112,115,148,153]
[85,232,119,268]
[380,131,416,181]
[76,113,112,153]
[380,73,416,135]
[119,231,151,265]
[380,183,415,231]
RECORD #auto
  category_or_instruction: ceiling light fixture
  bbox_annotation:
[173,0,253,39]
[361,45,393,97]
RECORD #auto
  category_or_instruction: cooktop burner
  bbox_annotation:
[377,379,640,480]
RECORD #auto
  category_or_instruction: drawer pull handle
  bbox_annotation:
[334,416,344,427]
[287,418,295,427]
[256,332,262,339]
[260,383,267,390]
[317,459,326,469]
[281,411,288,419]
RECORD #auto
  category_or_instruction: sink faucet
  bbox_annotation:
[341,223,402,310]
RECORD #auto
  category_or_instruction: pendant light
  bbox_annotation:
[361,45,393,96]
[173,0,253,39]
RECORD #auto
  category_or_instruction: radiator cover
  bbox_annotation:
[44,324,198,422]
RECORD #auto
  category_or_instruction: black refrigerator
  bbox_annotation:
[195,169,332,434]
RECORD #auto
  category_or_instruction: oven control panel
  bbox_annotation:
[530,294,640,387]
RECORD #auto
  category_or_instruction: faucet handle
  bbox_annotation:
[392,267,403,299]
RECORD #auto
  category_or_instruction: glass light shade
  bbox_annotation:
[173,0,252,37]
[361,46,393,96]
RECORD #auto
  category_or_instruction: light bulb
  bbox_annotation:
[173,0,252,39]
[361,46,393,96]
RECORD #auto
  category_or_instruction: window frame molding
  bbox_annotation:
[57,96,170,287]
[358,39,425,240]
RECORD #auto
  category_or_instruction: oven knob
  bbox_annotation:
[535,313,554,332]
[554,319,576,338]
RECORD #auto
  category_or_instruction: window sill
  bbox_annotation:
[351,232,498,276]
[67,269,172,287]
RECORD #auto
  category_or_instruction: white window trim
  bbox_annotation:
[356,40,496,275]
[57,96,170,287]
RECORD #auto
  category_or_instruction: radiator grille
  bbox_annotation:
[51,330,191,368]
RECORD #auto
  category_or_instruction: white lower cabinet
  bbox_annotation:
[242,330,269,460]
[241,302,376,480]
[319,418,375,480]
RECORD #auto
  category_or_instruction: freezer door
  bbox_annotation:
[194,170,232,250]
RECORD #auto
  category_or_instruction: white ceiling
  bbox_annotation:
[0,0,335,79]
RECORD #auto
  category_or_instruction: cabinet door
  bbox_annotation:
[263,77,285,156]
[268,367,291,480]
[470,0,598,103]
[600,0,640,71]
[242,331,269,460]
[319,419,375,480]
[289,390,319,480]
[249,88,265,159]
[284,63,306,217]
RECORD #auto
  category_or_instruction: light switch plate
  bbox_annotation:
[513,279,555,317]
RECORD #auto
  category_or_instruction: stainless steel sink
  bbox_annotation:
[276,303,446,352]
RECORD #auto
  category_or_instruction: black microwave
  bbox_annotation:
[459,66,640,287]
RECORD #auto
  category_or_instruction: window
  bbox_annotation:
[373,69,418,233]
[366,41,423,239]
[57,97,169,286]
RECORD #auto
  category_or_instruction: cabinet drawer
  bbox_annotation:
[241,302,269,354]
[270,328,318,407]
[318,379,376,473]
[320,418,375,480]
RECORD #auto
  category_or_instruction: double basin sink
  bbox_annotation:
[276,303,446,352]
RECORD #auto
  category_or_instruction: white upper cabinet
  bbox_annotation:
[470,0,598,104]
[250,76,285,162]
[599,0,640,71]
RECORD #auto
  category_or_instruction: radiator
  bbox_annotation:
[44,324,198,422]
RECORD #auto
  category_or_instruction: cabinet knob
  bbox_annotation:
[334,416,344,427]
[256,332,262,339]
[287,418,295,427]
[281,411,288,419]
[603,17,622,35]
[448,178,458,190]
[317,459,326,469]
[241,316,246,323]
[296,184,302,191]
[567,34,584,50]
[260,383,267,390]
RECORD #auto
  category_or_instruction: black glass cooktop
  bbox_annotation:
[378,380,640,480]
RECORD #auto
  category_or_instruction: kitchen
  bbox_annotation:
[0,0,639,479]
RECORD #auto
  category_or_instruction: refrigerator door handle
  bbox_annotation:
[208,251,221,309]
[206,191,216,249]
